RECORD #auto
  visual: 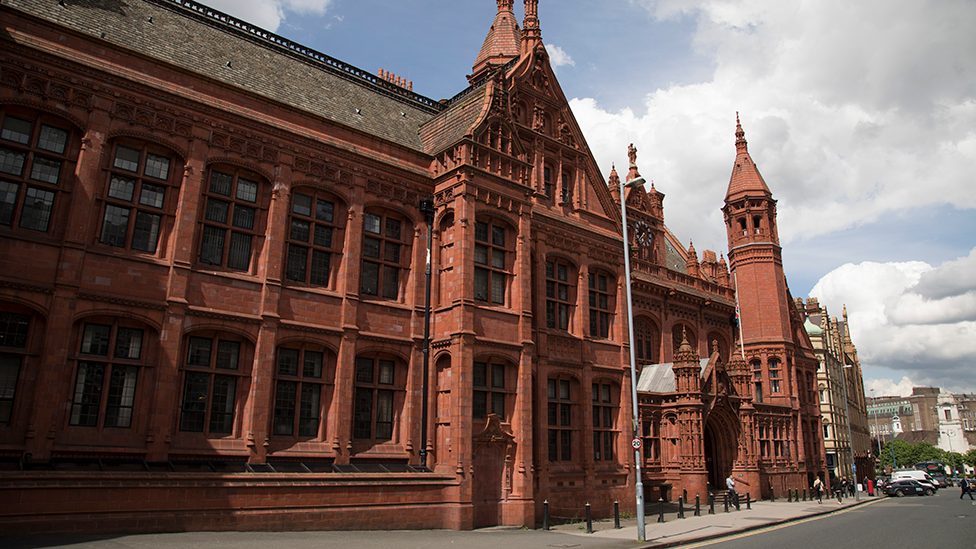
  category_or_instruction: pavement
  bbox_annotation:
[547,492,881,547]
[0,493,883,549]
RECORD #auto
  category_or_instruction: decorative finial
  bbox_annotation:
[735,113,748,153]
[628,143,638,167]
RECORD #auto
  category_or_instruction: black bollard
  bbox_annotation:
[614,500,620,529]
[683,488,688,503]
[709,493,715,514]
[770,486,775,502]
[658,498,665,523]
[678,496,685,519]
[803,489,807,502]
[543,500,549,531]
[746,492,751,510]
[695,493,701,516]
[788,488,793,503]
[585,502,593,533]
[724,493,729,513]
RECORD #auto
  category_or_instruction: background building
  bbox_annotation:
[802,300,870,485]
[867,388,976,462]
[0,0,824,535]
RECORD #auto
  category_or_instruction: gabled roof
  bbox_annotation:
[637,359,710,393]
[4,0,443,151]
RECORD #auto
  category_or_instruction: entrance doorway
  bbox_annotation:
[704,411,738,490]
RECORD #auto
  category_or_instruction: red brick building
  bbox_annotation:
[0,0,823,535]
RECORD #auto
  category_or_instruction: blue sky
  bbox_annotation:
[205,0,976,396]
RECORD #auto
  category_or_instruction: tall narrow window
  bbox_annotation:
[272,345,330,438]
[0,110,76,233]
[69,321,146,428]
[769,358,781,393]
[588,270,614,339]
[543,165,552,198]
[98,143,180,254]
[561,172,572,203]
[635,320,658,363]
[179,334,246,435]
[199,168,265,272]
[361,211,405,300]
[0,311,30,424]
[353,356,400,441]
[547,377,575,461]
[546,260,573,331]
[592,383,616,461]
[474,220,509,305]
[473,361,509,420]
[285,192,342,287]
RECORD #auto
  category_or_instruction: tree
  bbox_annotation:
[963,449,976,469]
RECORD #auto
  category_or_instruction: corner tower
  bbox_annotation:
[722,115,791,348]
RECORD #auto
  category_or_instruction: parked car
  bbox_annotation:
[891,470,939,492]
[884,479,935,497]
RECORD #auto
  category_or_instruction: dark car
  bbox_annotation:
[884,479,934,497]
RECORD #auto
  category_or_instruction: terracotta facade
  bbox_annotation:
[0,0,823,535]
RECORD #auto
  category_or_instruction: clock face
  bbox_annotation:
[634,220,653,248]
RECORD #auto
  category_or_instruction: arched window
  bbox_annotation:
[179,332,250,435]
[198,166,267,272]
[98,140,183,254]
[473,359,513,420]
[0,109,78,233]
[361,209,407,300]
[547,375,577,462]
[285,191,344,288]
[592,381,618,462]
[546,258,575,331]
[474,218,511,305]
[635,320,659,363]
[0,308,33,424]
[69,318,152,429]
[353,355,404,442]
[588,268,615,339]
[272,344,333,438]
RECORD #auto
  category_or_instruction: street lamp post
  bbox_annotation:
[942,430,957,477]
[621,175,646,541]
[870,390,881,470]
[837,319,859,500]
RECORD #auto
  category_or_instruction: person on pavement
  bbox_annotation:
[726,474,740,510]
[813,476,824,504]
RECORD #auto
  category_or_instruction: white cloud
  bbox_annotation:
[866,376,920,399]
[204,0,335,32]
[546,44,576,70]
[809,248,976,393]
[573,0,976,260]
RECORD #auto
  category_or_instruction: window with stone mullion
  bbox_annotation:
[99,142,174,254]
[178,334,243,435]
[592,383,615,461]
[69,322,143,429]
[361,212,402,300]
[285,192,337,287]
[546,260,572,330]
[198,169,261,272]
[547,377,575,462]
[473,220,508,305]
[352,356,397,441]
[272,346,325,438]
[588,271,613,339]
[0,111,74,233]
[473,361,507,420]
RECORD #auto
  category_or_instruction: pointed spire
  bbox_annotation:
[724,113,771,201]
[608,164,621,202]
[470,0,523,84]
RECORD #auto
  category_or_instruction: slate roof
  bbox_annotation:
[636,359,710,393]
[4,0,446,151]
[419,84,488,156]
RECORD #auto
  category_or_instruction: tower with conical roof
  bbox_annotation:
[722,115,791,360]
[469,1,523,83]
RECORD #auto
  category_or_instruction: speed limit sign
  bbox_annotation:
[632,438,642,449]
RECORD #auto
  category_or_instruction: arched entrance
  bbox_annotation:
[703,408,739,490]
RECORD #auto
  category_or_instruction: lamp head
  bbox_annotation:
[623,176,646,189]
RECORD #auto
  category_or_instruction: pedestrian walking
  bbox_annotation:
[961,476,974,500]
[813,476,824,504]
